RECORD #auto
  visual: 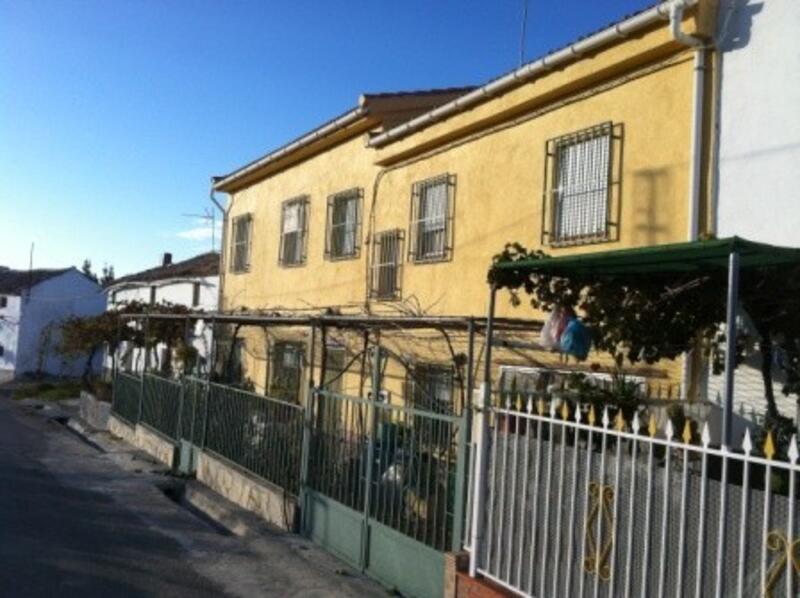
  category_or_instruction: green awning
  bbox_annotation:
[491,237,800,277]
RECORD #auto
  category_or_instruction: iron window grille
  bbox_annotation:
[369,229,404,301]
[279,196,309,267]
[149,285,156,305]
[409,174,455,263]
[268,341,305,403]
[230,213,253,273]
[407,363,455,415]
[541,122,623,246]
[192,282,200,307]
[325,188,362,260]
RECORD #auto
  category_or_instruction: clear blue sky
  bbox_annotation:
[0,0,653,277]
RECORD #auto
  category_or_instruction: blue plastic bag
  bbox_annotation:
[559,318,591,360]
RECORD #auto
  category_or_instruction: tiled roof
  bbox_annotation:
[111,252,220,287]
[0,268,73,295]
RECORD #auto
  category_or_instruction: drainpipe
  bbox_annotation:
[209,178,227,313]
[670,0,706,241]
[670,0,708,401]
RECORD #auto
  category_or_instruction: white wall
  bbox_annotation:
[107,276,218,375]
[715,0,800,246]
[15,270,107,377]
[0,295,22,379]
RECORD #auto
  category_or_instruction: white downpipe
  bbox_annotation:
[671,0,707,401]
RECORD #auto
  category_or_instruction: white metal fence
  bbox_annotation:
[469,391,800,598]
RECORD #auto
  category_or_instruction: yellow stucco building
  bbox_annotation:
[213,0,718,409]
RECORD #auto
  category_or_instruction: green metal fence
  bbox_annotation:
[308,389,467,552]
[204,383,304,496]
[180,375,208,445]
[141,373,182,440]
[112,371,142,425]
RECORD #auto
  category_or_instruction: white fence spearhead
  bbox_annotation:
[701,422,711,447]
[631,412,641,434]
[742,428,753,455]
[665,419,674,440]
[789,435,799,464]
[526,396,533,414]
[549,401,557,418]
[601,407,610,429]
[574,406,582,423]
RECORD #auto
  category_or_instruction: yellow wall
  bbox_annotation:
[221,12,711,396]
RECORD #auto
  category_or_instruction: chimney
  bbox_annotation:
[162,252,173,267]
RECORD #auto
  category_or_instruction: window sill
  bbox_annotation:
[278,262,307,269]
[410,253,451,265]
[548,234,610,249]
[325,253,361,262]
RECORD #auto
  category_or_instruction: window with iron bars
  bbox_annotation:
[230,214,253,273]
[325,188,362,260]
[268,341,305,403]
[407,363,455,415]
[542,122,621,246]
[369,229,404,300]
[409,174,455,263]
[279,197,309,267]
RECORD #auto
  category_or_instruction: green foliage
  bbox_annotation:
[564,372,648,423]
[490,243,800,424]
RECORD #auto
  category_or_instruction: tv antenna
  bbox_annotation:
[182,208,217,252]
[519,0,529,67]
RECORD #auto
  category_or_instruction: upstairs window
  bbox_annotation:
[369,229,404,301]
[409,174,455,263]
[0,296,7,308]
[542,122,622,246]
[192,282,201,307]
[149,286,156,305]
[269,341,305,403]
[230,214,253,273]
[325,188,362,260]
[279,197,309,267]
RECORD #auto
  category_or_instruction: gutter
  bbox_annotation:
[368,0,696,148]
[213,106,368,192]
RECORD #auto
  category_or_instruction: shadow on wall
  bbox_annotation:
[718,0,763,52]
[631,166,671,246]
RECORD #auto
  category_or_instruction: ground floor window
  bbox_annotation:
[268,341,304,403]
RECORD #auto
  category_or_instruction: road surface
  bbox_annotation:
[0,394,383,597]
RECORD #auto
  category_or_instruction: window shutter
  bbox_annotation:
[408,182,420,261]
[324,195,333,259]
[354,188,363,256]
[300,198,309,263]
[278,203,286,265]
[446,174,456,255]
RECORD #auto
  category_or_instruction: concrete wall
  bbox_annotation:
[14,270,106,377]
[0,294,21,377]
[196,451,297,531]
[108,414,176,469]
[715,0,800,246]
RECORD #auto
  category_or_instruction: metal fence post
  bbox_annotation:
[137,316,150,424]
[451,408,469,552]
[722,250,739,450]
[299,323,317,534]
[201,317,216,449]
[360,339,381,570]
[469,285,496,577]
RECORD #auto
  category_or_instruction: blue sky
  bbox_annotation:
[0,0,654,277]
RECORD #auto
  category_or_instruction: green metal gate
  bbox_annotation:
[303,387,468,597]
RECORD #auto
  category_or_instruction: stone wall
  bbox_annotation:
[196,451,296,531]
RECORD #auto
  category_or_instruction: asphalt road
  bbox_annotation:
[0,396,383,598]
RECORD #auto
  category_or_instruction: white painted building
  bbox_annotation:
[715,0,800,246]
[105,252,219,375]
[0,267,106,381]
[704,0,800,420]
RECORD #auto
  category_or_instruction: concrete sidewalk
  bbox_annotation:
[0,393,386,597]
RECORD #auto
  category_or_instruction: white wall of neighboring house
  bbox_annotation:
[0,295,22,382]
[108,275,218,375]
[715,0,800,246]
[702,0,800,424]
[2,270,106,378]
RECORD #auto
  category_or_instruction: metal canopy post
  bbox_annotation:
[722,250,740,449]
[469,285,497,576]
